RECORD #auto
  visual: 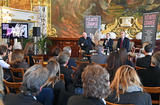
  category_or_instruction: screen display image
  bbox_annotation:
[2,23,28,38]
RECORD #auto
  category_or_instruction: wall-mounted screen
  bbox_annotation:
[2,23,28,38]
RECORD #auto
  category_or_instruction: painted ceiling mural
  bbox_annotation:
[51,0,160,38]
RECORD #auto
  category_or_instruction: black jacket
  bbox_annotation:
[103,38,113,52]
[117,37,130,52]
[136,55,151,68]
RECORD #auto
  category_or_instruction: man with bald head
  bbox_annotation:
[78,32,95,54]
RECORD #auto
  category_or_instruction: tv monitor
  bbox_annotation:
[1,23,28,38]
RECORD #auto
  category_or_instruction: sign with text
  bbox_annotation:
[84,16,101,36]
[142,12,159,48]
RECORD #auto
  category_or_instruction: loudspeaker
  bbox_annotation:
[33,27,40,36]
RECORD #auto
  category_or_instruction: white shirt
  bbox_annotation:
[0,56,10,69]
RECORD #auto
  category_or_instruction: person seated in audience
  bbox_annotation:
[78,32,95,54]
[10,49,29,69]
[0,45,11,69]
[118,48,133,66]
[116,31,130,52]
[51,46,62,59]
[36,58,63,105]
[3,64,49,105]
[136,44,153,68]
[106,65,152,105]
[137,51,160,87]
[103,33,113,54]
[63,46,76,69]
[24,41,34,66]
[106,50,122,82]
[91,45,107,64]
[67,64,110,105]
[57,52,73,90]
[72,63,89,95]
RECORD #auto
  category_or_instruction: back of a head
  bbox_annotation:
[24,41,34,55]
[151,51,160,68]
[22,64,49,95]
[63,46,71,54]
[51,47,62,56]
[111,65,142,98]
[57,52,70,65]
[118,48,128,64]
[144,44,152,53]
[11,49,24,64]
[0,45,7,55]
[82,64,110,99]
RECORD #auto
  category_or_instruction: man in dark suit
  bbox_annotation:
[137,51,160,87]
[116,31,130,52]
[78,32,95,54]
[136,44,153,68]
[91,45,107,64]
[103,33,113,54]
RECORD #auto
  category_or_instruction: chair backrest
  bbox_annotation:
[32,55,44,64]
[143,86,160,105]
[3,79,22,94]
[76,60,90,66]
[98,63,107,68]
[60,74,64,81]
[10,67,25,82]
[106,101,134,105]
[24,56,30,66]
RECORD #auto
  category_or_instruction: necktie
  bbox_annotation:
[120,39,123,48]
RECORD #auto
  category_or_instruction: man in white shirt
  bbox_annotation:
[0,45,11,69]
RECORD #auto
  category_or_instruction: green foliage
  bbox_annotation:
[20,38,34,49]
[36,35,52,54]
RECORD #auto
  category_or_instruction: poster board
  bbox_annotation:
[142,12,159,48]
[84,16,101,37]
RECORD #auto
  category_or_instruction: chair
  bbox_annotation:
[60,74,64,81]
[76,60,90,66]
[106,101,134,105]
[32,55,44,64]
[98,64,107,68]
[3,79,22,94]
[143,86,160,105]
[135,66,146,70]
[10,67,25,82]
[24,56,30,66]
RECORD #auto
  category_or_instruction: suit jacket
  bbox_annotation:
[78,37,95,53]
[106,91,152,105]
[117,37,130,52]
[91,54,107,64]
[137,66,160,87]
[67,95,105,105]
[3,93,43,105]
[136,55,151,68]
[103,38,113,52]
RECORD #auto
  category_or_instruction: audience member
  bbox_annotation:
[0,45,11,69]
[78,32,95,54]
[117,31,130,52]
[136,44,153,68]
[3,64,49,105]
[106,65,152,105]
[67,64,110,105]
[36,58,62,105]
[73,63,89,95]
[118,48,133,66]
[137,51,160,87]
[24,41,34,66]
[103,33,113,54]
[63,46,76,69]
[51,47,62,59]
[57,52,73,89]
[106,51,122,82]
[91,45,107,64]
[10,49,29,69]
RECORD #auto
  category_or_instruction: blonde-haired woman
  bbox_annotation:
[106,65,152,105]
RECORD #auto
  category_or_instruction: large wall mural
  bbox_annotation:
[51,0,160,38]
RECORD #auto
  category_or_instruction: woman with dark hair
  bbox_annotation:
[106,51,122,82]
[51,47,62,59]
[73,63,89,95]
[118,48,133,66]
[106,65,152,105]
